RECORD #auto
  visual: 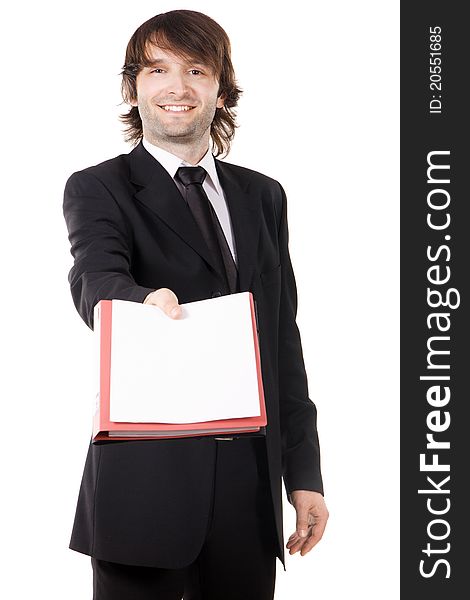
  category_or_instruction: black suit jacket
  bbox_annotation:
[63,141,323,569]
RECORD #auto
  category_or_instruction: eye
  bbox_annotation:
[190,69,203,76]
[150,68,164,74]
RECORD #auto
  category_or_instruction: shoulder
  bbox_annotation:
[216,159,287,230]
[216,158,283,194]
[64,151,132,196]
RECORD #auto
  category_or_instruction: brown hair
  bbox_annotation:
[120,10,243,157]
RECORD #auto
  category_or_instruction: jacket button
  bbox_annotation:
[212,291,222,298]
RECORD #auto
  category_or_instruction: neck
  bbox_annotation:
[143,134,210,165]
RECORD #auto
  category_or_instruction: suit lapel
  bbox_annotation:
[129,141,261,291]
[130,142,223,280]
[214,158,261,291]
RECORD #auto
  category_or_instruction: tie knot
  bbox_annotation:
[176,166,207,187]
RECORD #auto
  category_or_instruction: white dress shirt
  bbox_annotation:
[142,138,237,264]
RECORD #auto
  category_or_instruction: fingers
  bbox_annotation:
[286,520,323,556]
[286,512,314,554]
[287,504,329,556]
[299,513,328,555]
[295,506,311,539]
[286,528,309,554]
[143,288,182,319]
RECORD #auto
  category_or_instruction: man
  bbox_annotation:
[64,9,328,600]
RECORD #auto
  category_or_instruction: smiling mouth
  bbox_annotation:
[158,105,196,112]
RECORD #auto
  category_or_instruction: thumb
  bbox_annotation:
[296,507,310,538]
[145,288,182,319]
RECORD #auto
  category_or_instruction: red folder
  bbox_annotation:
[92,293,267,442]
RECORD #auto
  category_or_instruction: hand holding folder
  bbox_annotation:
[92,291,267,441]
[142,287,183,319]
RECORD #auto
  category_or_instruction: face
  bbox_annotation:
[132,46,225,147]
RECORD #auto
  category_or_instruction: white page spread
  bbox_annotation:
[108,292,261,423]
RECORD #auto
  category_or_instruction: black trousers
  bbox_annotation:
[91,437,278,599]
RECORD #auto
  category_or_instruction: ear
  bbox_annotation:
[216,94,225,109]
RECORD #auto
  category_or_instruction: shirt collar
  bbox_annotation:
[142,137,223,196]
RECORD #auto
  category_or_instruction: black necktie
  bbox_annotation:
[176,166,238,294]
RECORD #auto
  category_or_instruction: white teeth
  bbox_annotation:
[161,105,194,112]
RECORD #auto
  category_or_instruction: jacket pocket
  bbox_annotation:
[260,264,281,287]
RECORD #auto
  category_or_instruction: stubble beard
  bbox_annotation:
[139,98,217,146]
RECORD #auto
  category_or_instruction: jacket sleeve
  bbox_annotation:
[277,182,324,497]
[63,170,156,330]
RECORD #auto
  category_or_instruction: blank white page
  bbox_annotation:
[108,292,261,423]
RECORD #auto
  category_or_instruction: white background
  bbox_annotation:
[1,1,399,598]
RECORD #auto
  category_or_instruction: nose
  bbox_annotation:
[165,71,189,97]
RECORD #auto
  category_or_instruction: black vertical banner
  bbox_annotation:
[401,2,469,598]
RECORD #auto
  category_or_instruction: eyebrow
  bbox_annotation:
[145,58,209,69]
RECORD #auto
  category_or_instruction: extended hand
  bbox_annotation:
[143,288,182,319]
[286,490,329,556]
